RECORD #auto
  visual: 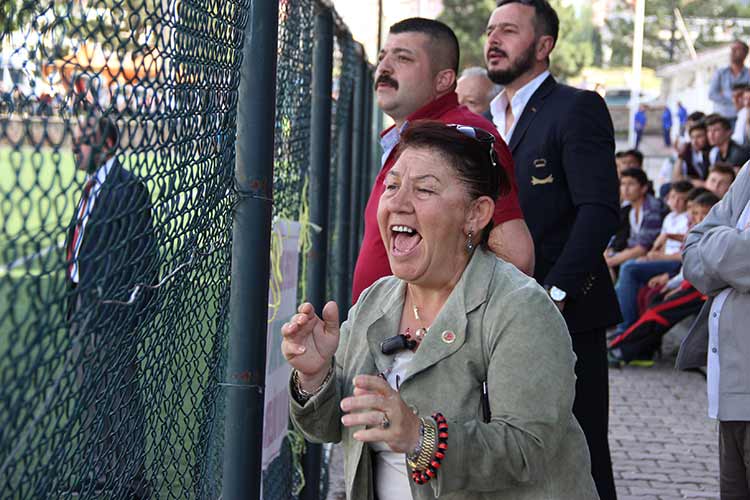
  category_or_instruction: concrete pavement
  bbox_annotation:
[610,330,719,500]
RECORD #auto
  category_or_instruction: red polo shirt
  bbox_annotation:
[351,92,523,302]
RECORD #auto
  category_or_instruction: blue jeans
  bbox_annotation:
[615,259,682,333]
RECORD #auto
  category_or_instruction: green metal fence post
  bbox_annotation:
[359,67,374,237]
[348,53,366,270]
[335,105,354,311]
[371,79,384,183]
[299,6,334,500]
[222,1,279,498]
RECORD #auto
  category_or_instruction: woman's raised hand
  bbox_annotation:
[281,301,340,387]
[340,375,422,453]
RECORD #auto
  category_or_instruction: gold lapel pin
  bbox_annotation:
[531,175,554,186]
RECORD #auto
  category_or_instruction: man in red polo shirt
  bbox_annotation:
[352,17,533,303]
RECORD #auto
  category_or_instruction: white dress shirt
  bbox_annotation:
[380,124,404,167]
[69,157,116,283]
[707,198,750,419]
[490,70,550,144]
[732,107,749,146]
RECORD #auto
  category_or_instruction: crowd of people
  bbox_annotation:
[45,0,748,497]
[608,40,750,366]
[280,1,750,499]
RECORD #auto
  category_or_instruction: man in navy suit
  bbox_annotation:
[485,1,621,498]
[65,115,157,498]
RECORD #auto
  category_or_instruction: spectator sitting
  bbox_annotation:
[639,188,715,301]
[706,113,750,168]
[675,111,706,152]
[606,168,665,271]
[608,191,720,365]
[612,180,693,336]
[615,149,643,178]
[672,121,711,184]
[732,84,750,147]
[706,163,737,198]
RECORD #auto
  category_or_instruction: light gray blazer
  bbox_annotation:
[289,248,598,500]
[677,162,750,421]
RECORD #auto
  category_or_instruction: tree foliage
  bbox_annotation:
[605,0,750,68]
[438,0,596,80]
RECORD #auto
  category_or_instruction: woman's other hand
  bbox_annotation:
[340,375,421,454]
[282,301,340,390]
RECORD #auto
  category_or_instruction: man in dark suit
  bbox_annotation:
[65,115,157,498]
[485,1,621,498]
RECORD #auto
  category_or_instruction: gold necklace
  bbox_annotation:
[411,304,428,342]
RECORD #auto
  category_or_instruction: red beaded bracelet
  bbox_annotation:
[411,412,448,485]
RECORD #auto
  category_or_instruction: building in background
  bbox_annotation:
[656,44,730,115]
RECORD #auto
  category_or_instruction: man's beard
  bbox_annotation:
[487,43,536,86]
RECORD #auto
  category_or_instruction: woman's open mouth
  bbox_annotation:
[391,225,422,257]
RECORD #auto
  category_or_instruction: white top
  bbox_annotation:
[658,157,675,185]
[661,211,690,255]
[69,157,116,283]
[490,70,550,144]
[732,107,749,146]
[707,198,750,419]
[628,202,644,237]
[373,349,415,499]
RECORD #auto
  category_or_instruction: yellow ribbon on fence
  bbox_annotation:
[267,223,283,324]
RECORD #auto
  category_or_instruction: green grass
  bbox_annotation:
[1,146,234,497]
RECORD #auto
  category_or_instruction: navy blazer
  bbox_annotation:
[67,160,157,323]
[497,75,622,333]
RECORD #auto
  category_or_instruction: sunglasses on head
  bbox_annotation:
[445,123,500,169]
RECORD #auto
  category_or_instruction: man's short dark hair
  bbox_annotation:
[688,122,706,135]
[732,82,750,92]
[620,167,649,186]
[693,191,720,208]
[705,113,732,131]
[686,186,709,201]
[687,111,705,123]
[615,149,644,167]
[709,163,736,181]
[98,116,119,147]
[389,18,460,74]
[670,180,694,194]
[496,0,560,45]
[733,39,749,53]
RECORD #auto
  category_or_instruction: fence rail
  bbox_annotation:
[0,0,377,497]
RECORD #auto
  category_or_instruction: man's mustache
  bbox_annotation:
[487,48,508,59]
[375,74,398,90]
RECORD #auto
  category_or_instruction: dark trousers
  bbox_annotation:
[68,292,149,498]
[719,421,750,499]
[663,127,672,147]
[572,329,617,500]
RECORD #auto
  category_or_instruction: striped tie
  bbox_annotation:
[66,178,96,279]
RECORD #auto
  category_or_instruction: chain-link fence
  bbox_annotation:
[1,0,375,497]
